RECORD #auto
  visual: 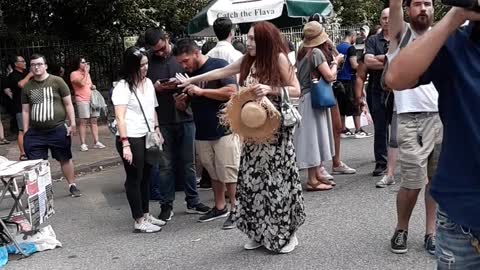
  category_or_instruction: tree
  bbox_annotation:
[0,0,209,41]
[332,0,385,27]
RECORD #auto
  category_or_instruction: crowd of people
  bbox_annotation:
[0,0,479,265]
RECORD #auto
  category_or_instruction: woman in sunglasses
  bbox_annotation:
[111,46,165,233]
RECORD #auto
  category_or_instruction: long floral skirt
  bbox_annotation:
[232,126,306,252]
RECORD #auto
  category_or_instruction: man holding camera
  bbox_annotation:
[386,0,441,256]
[385,5,480,268]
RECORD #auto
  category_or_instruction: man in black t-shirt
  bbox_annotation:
[365,8,392,177]
[6,55,33,160]
[173,39,239,229]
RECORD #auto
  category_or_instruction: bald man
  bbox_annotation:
[364,8,392,177]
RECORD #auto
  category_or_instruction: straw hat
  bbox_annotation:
[302,21,329,48]
[221,87,281,143]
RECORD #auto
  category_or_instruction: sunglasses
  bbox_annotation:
[133,48,147,57]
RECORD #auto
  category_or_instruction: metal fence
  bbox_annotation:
[230,24,364,53]
[0,39,124,92]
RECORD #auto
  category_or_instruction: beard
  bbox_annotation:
[411,14,432,31]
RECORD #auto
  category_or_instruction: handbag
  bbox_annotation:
[308,50,337,109]
[280,87,302,127]
[132,89,163,166]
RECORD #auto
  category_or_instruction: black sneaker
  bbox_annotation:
[197,178,212,190]
[69,185,82,197]
[199,207,229,223]
[340,128,354,138]
[186,203,211,215]
[372,164,387,176]
[424,234,436,255]
[222,213,235,230]
[391,230,408,254]
[158,205,174,222]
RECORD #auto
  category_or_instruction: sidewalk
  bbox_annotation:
[0,125,121,179]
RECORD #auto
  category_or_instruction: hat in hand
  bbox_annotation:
[220,87,281,143]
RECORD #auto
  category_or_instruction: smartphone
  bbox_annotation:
[157,78,171,84]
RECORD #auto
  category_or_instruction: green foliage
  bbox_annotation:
[1,0,209,41]
[332,0,386,27]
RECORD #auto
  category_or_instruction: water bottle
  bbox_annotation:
[442,0,480,10]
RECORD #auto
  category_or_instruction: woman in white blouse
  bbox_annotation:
[111,47,165,233]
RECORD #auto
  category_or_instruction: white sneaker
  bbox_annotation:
[133,221,161,233]
[92,142,106,149]
[244,239,262,250]
[320,167,334,180]
[280,234,299,254]
[332,162,356,175]
[80,144,89,152]
[376,175,396,188]
[144,214,166,226]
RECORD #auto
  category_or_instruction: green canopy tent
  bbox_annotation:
[188,0,333,36]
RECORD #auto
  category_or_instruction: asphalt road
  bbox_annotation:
[7,136,436,270]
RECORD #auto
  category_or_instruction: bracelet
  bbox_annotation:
[154,125,159,130]
[119,137,128,142]
[331,62,338,66]
[122,144,130,148]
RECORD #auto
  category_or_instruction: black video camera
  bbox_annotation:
[442,0,480,11]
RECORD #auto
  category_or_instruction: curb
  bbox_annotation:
[51,156,122,180]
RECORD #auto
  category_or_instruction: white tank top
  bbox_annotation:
[388,24,439,114]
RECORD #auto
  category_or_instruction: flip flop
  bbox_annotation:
[306,181,333,192]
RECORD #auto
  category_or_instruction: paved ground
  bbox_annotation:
[5,135,436,270]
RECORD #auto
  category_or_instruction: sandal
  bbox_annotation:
[306,180,333,192]
[19,154,28,161]
[0,139,10,145]
[316,175,336,187]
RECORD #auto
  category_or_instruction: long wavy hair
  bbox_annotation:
[119,46,146,92]
[297,42,334,66]
[239,22,293,87]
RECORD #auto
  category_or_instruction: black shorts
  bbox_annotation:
[24,124,73,161]
[333,80,360,117]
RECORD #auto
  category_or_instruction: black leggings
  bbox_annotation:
[116,136,152,220]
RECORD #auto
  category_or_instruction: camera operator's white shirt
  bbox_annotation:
[387,23,439,114]
[207,41,243,64]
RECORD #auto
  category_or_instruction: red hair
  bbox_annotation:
[239,22,292,87]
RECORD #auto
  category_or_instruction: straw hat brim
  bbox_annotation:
[303,31,329,48]
[221,87,281,143]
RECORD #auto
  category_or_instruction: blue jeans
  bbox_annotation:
[436,209,480,270]
[157,122,199,208]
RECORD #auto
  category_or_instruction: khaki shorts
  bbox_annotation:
[397,112,443,190]
[195,134,240,183]
[77,101,100,119]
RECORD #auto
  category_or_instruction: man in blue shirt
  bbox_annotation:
[173,39,239,229]
[385,7,480,269]
[336,30,370,138]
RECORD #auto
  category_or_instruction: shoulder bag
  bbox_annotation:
[280,87,302,127]
[308,50,337,109]
[131,88,163,165]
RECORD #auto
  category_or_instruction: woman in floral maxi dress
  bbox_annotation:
[177,21,305,254]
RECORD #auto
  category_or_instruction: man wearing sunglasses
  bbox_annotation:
[144,28,210,223]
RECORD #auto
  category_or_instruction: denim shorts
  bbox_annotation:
[436,209,480,270]
[24,124,73,161]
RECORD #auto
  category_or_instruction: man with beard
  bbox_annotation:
[385,6,480,267]
[385,0,440,255]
